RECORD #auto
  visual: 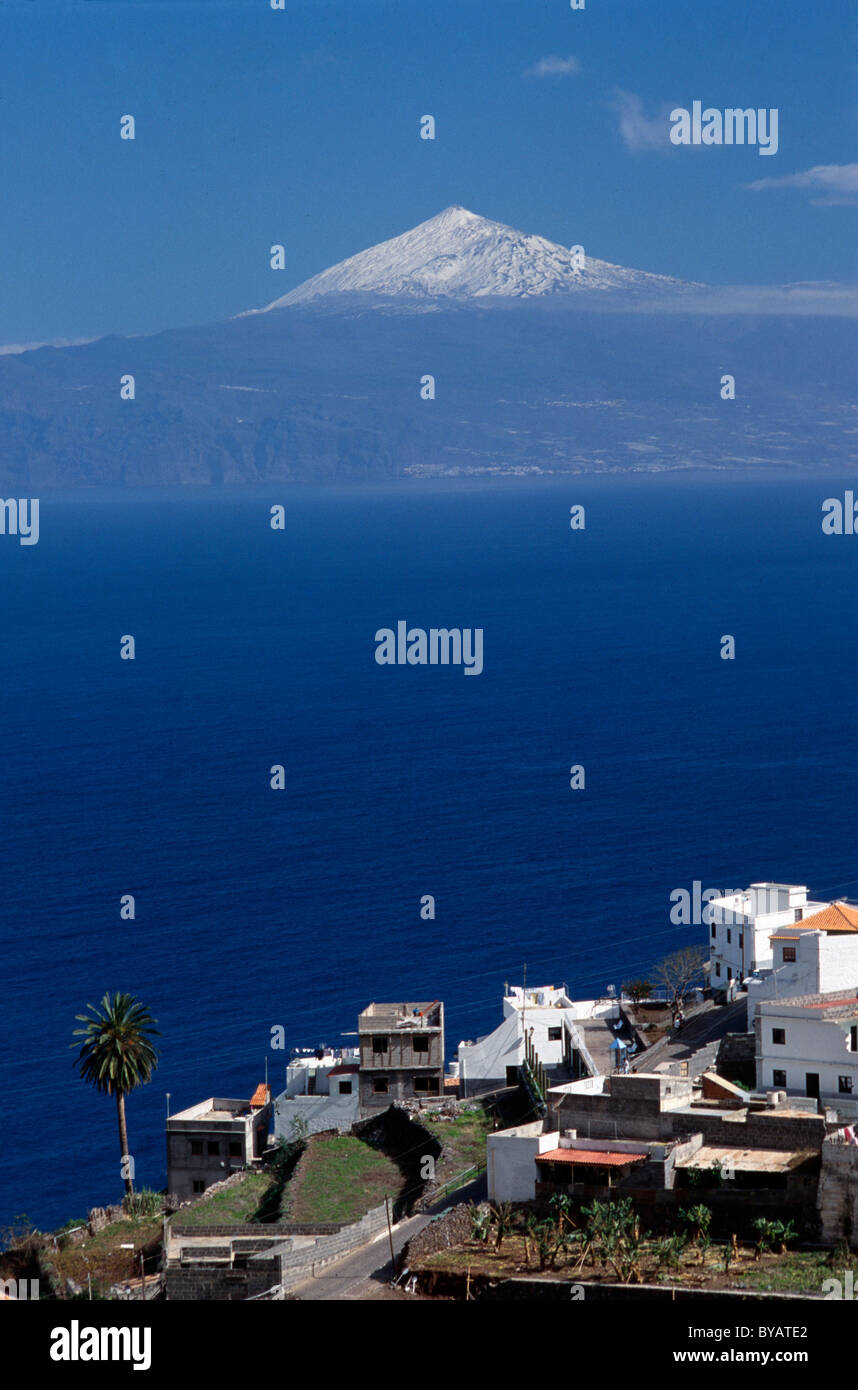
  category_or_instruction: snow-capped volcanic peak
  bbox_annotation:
[251,206,692,311]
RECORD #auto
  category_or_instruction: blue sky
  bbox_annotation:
[0,0,855,344]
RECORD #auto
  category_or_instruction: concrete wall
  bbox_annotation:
[487,1121,558,1202]
[166,1203,389,1300]
[818,1141,858,1245]
[274,1090,359,1137]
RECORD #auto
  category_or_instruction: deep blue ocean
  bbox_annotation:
[3,473,858,1232]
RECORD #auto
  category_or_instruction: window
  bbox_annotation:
[715,963,721,978]
[192,1180,206,1194]
[207,1141,220,1156]
[783,946,796,963]
[547,1027,562,1042]
[711,925,717,940]
[414,1076,440,1094]
[372,1077,389,1094]
[794,909,802,922]
[413,1035,430,1054]
[739,933,744,949]
[727,967,733,981]
[228,1141,242,1157]
[190,1140,203,1156]
[338,1080,352,1095]
[372,1036,389,1056]
[726,929,732,945]
[772,1070,787,1087]
[772,1028,786,1045]
[840,1076,854,1094]
[852,1026,858,1053]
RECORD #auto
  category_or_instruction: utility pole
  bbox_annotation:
[522,962,527,1034]
[384,1195,395,1273]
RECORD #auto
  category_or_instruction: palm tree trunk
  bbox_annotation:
[116,1090,134,1196]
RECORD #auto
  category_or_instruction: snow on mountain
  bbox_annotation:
[245,206,698,312]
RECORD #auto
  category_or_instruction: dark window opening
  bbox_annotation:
[772,1070,787,1087]
[840,1076,854,1094]
[772,1028,786,1045]
[228,1141,242,1157]
[338,1080,352,1095]
[414,1076,440,1094]
[413,1035,430,1054]
[547,1027,562,1042]
[372,1077,389,1094]
[372,1036,389,1056]
[190,1140,203,1156]
[207,1141,220,1156]
[783,946,796,963]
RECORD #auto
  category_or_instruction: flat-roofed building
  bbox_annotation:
[166,1089,271,1200]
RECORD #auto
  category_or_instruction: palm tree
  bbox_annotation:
[71,992,160,1197]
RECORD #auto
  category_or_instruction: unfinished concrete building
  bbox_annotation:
[358,1000,444,1113]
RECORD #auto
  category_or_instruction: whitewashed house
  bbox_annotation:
[453,985,621,1096]
[708,882,829,989]
[756,991,858,1116]
[746,902,858,1028]
[273,1046,361,1137]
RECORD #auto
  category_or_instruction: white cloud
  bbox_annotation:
[611,89,669,152]
[525,55,580,78]
[748,162,858,205]
[0,336,96,356]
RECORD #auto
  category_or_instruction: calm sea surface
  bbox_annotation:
[2,474,858,1229]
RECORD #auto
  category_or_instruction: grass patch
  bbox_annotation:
[288,1134,405,1225]
[420,1109,492,1184]
[51,1216,162,1297]
[176,1171,273,1228]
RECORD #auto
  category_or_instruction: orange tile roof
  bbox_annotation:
[802,902,858,934]
[804,997,858,1010]
[535,1148,648,1167]
[249,1083,270,1108]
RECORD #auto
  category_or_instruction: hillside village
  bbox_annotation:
[9,879,858,1302]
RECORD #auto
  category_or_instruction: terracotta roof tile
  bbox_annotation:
[801,902,858,934]
[249,1083,270,1108]
[535,1148,648,1167]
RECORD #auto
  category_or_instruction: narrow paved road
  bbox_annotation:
[291,1213,429,1300]
[631,996,749,1073]
[292,1174,487,1301]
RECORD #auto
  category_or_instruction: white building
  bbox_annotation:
[454,986,621,1097]
[274,1046,361,1138]
[756,991,858,1115]
[708,882,829,988]
[746,903,858,1028]
[283,1047,359,1097]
